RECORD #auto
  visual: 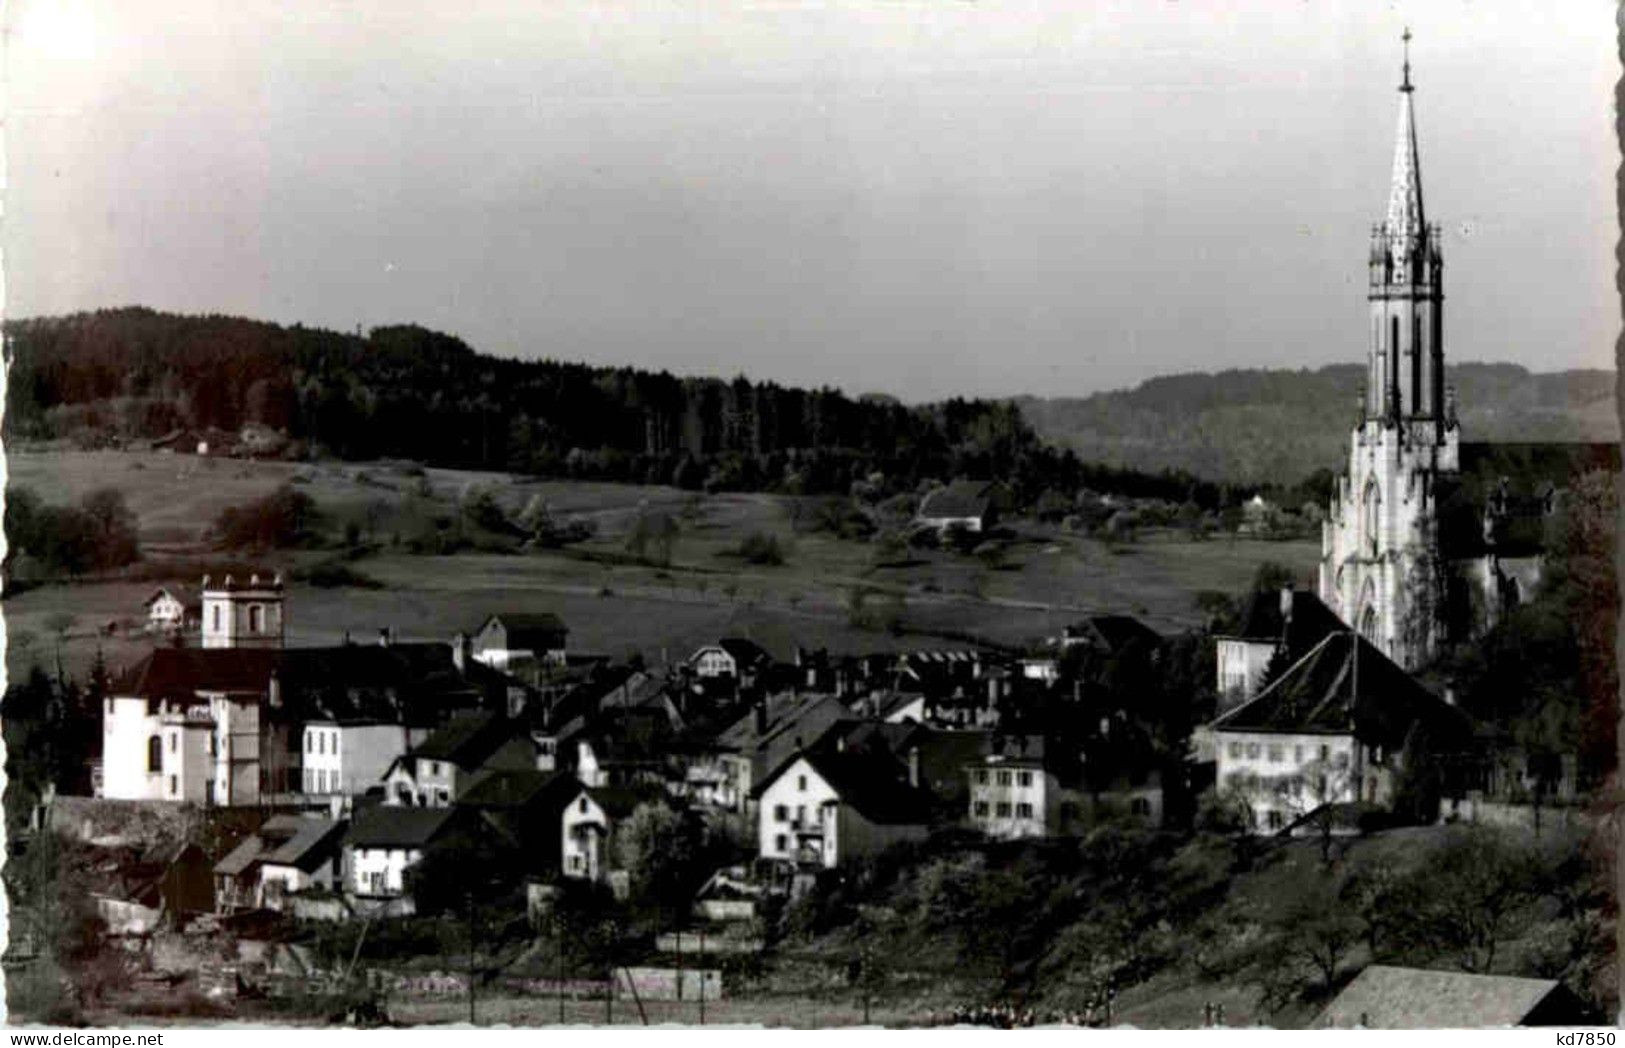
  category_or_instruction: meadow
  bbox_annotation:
[4,449,1321,683]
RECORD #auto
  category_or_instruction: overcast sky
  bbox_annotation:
[6,1,1618,401]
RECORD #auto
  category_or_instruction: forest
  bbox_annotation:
[4,307,1239,508]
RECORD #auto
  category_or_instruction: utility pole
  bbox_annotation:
[698,926,706,1026]
[467,889,477,1025]
[555,911,565,1024]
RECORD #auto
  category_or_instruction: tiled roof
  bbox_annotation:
[715,638,772,667]
[260,816,345,873]
[410,712,516,767]
[1223,589,1346,653]
[479,613,569,649]
[1211,632,1469,746]
[458,769,573,810]
[114,648,281,699]
[1066,616,1163,653]
[1317,965,1578,1028]
[918,480,997,521]
[804,747,933,826]
[348,806,455,849]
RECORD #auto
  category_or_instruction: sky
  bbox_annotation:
[5,1,1618,402]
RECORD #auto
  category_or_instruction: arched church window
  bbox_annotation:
[1358,606,1378,645]
[1363,482,1381,558]
[147,735,163,773]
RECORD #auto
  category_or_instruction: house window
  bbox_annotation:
[1130,798,1151,816]
[798,775,807,791]
[578,797,589,813]
[1016,803,1033,819]
[996,802,1011,817]
[318,734,325,755]
[331,731,339,755]
[306,734,314,754]
[436,788,450,806]
[997,771,1012,786]
[431,761,442,776]
[147,736,163,773]
[1017,771,1033,788]
[1227,742,1241,759]
[774,835,787,853]
[976,770,989,785]
[1246,743,1260,759]
[168,775,178,796]
[169,734,177,753]
[974,801,989,817]
[1267,745,1283,763]
[774,805,788,822]
[1319,744,1330,761]
[1294,745,1303,763]
[368,872,385,894]
[1267,810,1284,830]
[795,805,806,825]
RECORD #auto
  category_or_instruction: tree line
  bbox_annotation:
[4,307,1231,508]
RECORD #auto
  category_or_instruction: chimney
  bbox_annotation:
[907,746,920,788]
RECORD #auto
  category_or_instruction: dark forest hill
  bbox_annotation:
[1017,364,1618,483]
[3,307,1230,508]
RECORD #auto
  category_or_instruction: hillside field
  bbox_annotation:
[4,449,1319,683]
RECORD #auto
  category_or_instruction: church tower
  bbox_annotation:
[1319,31,1459,671]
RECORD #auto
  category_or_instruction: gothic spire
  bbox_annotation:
[1385,28,1424,237]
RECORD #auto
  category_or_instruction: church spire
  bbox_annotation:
[1385,28,1424,237]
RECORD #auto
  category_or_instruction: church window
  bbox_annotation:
[1363,483,1381,557]
[249,605,264,633]
[212,606,222,632]
[147,735,163,772]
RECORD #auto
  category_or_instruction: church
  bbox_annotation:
[1317,34,1618,674]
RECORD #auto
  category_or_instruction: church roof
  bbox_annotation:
[1317,965,1590,1028]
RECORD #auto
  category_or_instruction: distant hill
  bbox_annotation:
[1016,364,1618,483]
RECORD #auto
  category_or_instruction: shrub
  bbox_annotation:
[735,531,786,566]
[210,485,318,550]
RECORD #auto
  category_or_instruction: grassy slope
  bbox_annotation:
[5,449,1318,683]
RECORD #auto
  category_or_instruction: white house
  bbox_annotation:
[302,721,430,796]
[1210,631,1471,833]
[214,815,345,912]
[915,480,1006,534]
[382,712,534,808]
[344,806,455,912]
[689,638,773,682]
[469,612,569,672]
[143,587,196,633]
[1213,589,1344,708]
[560,787,643,884]
[965,738,1051,839]
[755,747,932,869]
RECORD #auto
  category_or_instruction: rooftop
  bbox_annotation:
[1317,964,1586,1028]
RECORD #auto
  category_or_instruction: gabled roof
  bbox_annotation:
[917,480,998,521]
[409,712,517,768]
[115,648,281,700]
[570,785,648,821]
[456,769,573,810]
[801,747,933,826]
[1317,965,1585,1028]
[478,613,568,648]
[1065,616,1163,654]
[1211,632,1469,746]
[348,806,455,849]
[708,638,772,668]
[260,816,346,873]
[144,586,191,608]
[1221,589,1345,654]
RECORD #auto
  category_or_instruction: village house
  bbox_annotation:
[90,842,215,936]
[344,805,457,914]
[301,720,433,796]
[456,769,579,874]
[915,479,1008,534]
[965,735,1053,839]
[705,691,853,814]
[560,785,645,887]
[214,815,346,913]
[468,612,570,673]
[688,638,774,685]
[754,737,933,869]
[1209,631,1472,833]
[382,711,536,808]
[142,586,198,634]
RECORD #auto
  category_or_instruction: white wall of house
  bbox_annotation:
[757,757,840,866]
[966,760,1049,839]
[148,592,186,629]
[691,648,738,678]
[201,586,284,649]
[104,696,166,800]
[1215,638,1275,706]
[304,723,426,796]
[260,858,338,909]
[1215,730,1371,832]
[562,792,611,881]
[210,693,263,805]
[347,845,422,897]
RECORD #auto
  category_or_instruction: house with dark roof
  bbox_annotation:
[91,841,215,935]
[1209,631,1472,833]
[1316,964,1595,1028]
[1214,588,1346,708]
[457,768,579,872]
[916,479,1008,534]
[344,805,458,912]
[143,586,199,634]
[1060,615,1164,657]
[469,612,570,673]
[214,815,346,913]
[382,711,535,808]
[689,638,774,683]
[560,785,652,887]
[706,692,854,813]
[753,735,933,869]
